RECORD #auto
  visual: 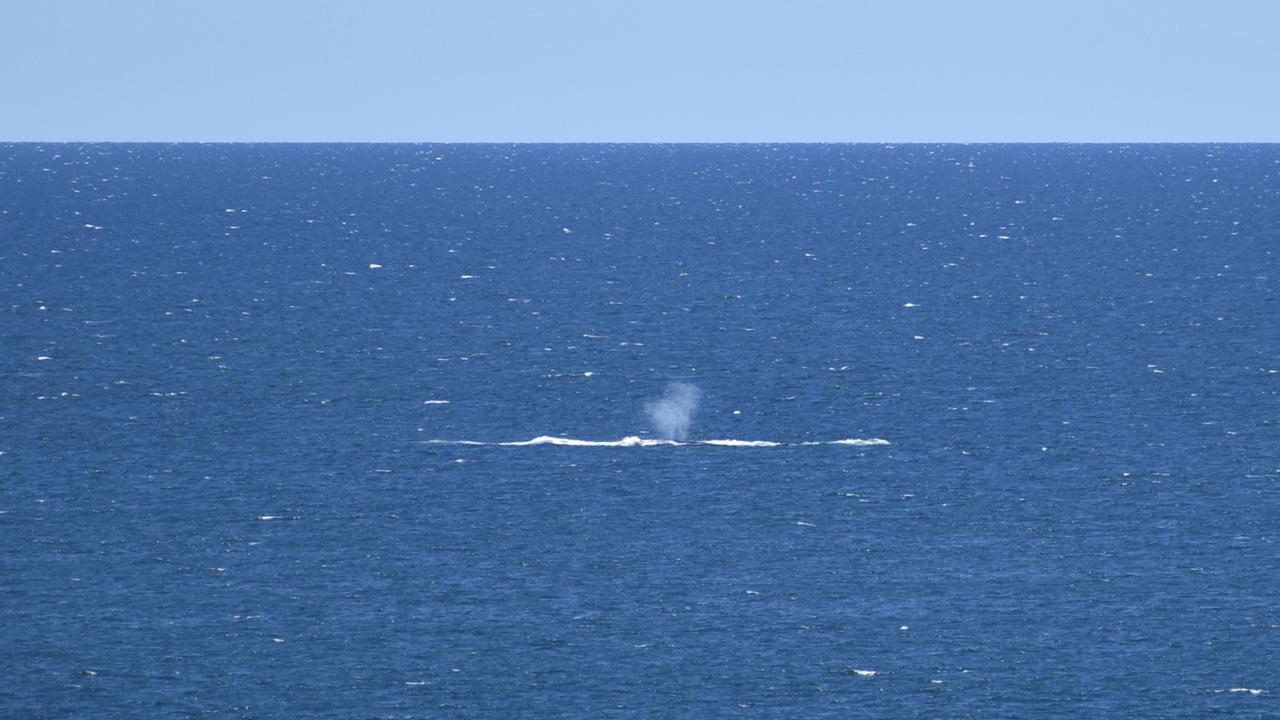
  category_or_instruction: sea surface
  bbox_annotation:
[1,143,1277,718]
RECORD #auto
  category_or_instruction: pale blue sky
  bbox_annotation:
[3,0,1277,142]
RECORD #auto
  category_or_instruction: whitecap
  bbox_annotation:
[698,439,781,447]
[423,400,450,405]
[830,438,891,446]
[500,435,681,447]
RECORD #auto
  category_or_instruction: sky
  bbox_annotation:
[2,0,1278,142]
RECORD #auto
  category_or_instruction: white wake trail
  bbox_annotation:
[424,436,889,448]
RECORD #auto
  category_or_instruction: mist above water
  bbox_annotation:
[645,382,702,440]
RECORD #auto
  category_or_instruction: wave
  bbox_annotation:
[499,435,679,447]
[424,436,889,448]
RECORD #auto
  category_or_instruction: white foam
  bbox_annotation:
[422,436,890,448]
[1227,688,1265,695]
[850,668,877,677]
[500,435,680,447]
[423,400,450,405]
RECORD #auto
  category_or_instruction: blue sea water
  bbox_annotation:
[1,143,1278,717]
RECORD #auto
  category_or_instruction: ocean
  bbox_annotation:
[1,143,1277,717]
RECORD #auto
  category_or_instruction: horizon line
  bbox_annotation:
[4,139,1279,146]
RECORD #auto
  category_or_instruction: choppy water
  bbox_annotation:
[2,144,1278,717]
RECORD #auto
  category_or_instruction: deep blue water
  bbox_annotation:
[2,143,1278,717]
